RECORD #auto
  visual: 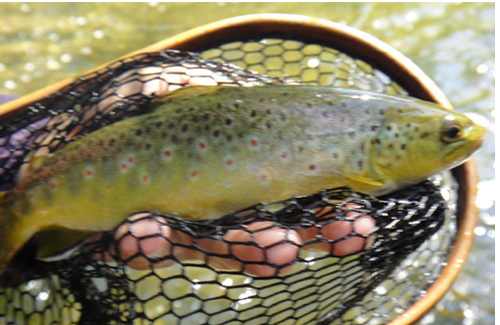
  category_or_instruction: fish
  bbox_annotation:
[0,85,484,278]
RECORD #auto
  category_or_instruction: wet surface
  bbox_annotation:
[0,3,494,324]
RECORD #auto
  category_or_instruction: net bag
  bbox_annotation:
[0,15,476,325]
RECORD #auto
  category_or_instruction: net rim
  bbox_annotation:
[0,13,479,325]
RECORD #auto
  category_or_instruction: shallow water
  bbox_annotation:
[0,3,494,325]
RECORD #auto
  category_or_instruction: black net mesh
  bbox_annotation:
[0,38,459,325]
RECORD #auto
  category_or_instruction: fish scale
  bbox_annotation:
[0,85,484,274]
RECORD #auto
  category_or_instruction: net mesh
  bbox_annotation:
[0,38,458,325]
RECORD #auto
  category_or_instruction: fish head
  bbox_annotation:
[371,105,485,187]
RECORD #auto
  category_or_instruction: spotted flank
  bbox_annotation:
[0,85,485,272]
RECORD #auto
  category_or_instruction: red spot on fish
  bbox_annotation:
[282,152,288,158]
[86,169,93,176]
[307,134,314,140]
[122,163,128,169]
[191,171,198,178]
[106,184,113,189]
[164,150,172,157]
[28,194,35,200]
[226,159,233,166]
[199,142,206,150]
[251,139,259,147]
[50,183,58,189]
[142,174,149,182]
[127,157,134,163]
[309,164,317,171]
[261,174,268,182]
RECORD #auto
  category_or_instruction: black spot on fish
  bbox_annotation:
[358,160,363,169]
[168,123,175,129]
[251,110,257,118]
[266,121,272,129]
[227,135,233,142]
[225,118,233,126]
[280,113,287,121]
[388,143,394,149]
[145,144,151,150]
[192,116,198,123]
[145,127,151,134]
[234,103,239,109]
[156,122,163,128]
[420,132,429,139]
[401,144,406,150]
[333,153,339,159]
[397,109,403,114]
[186,137,194,145]
[360,143,365,152]
[406,123,411,128]
[213,130,220,137]
[204,125,210,131]
[395,133,399,138]
[171,135,180,143]
[298,146,304,152]
[379,109,384,116]
[414,126,420,132]
[322,111,329,118]
[109,139,116,146]
[386,126,392,131]
[237,133,243,139]
[371,126,378,131]
[217,103,223,109]
[259,98,264,103]
[161,132,168,139]
[306,102,313,108]
[181,125,189,132]
[327,101,335,106]
[203,113,210,121]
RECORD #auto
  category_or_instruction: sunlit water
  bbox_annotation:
[0,3,494,325]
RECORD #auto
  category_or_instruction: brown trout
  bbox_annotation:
[0,85,484,275]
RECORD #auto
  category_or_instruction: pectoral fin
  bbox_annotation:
[35,225,96,261]
[344,174,385,187]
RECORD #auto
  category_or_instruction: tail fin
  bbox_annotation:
[0,192,33,287]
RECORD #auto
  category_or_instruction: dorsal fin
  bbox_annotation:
[17,154,51,183]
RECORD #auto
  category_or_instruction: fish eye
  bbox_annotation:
[441,122,463,143]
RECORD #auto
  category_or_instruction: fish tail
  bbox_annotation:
[0,193,11,276]
[0,192,22,283]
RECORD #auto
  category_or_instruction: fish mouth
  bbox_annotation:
[468,123,486,151]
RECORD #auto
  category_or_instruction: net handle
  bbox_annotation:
[0,13,479,325]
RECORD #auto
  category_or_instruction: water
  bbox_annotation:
[0,3,494,325]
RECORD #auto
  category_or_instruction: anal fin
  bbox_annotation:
[35,225,96,261]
